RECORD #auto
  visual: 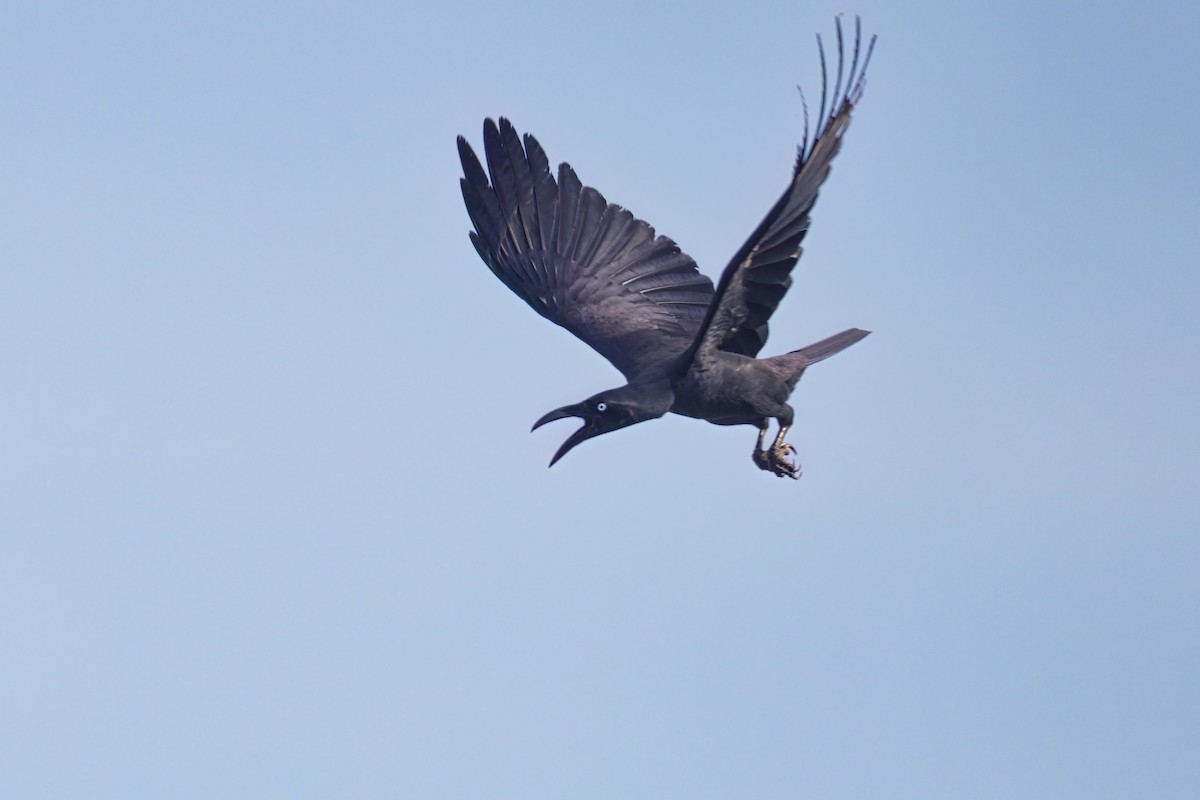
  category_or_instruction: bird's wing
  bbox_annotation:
[459,118,715,381]
[690,17,875,361]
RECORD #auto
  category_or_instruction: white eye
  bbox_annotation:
[596,402,608,412]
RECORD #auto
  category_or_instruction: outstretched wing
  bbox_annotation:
[459,118,715,380]
[690,17,876,361]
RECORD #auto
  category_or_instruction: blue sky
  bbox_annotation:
[3,1,1198,797]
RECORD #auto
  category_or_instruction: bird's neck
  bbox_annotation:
[613,378,675,421]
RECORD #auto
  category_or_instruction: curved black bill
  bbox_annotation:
[531,403,596,467]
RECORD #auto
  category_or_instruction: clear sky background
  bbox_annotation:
[3,1,1198,797]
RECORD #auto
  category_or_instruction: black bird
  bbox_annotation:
[457,17,875,479]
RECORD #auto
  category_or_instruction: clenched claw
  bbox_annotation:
[769,441,802,479]
[752,441,802,479]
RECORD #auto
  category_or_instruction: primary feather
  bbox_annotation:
[458,119,715,381]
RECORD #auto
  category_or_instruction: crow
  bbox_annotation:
[457,17,875,478]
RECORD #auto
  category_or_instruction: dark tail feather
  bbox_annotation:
[790,327,870,365]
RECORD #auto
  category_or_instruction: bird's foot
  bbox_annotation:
[752,442,801,479]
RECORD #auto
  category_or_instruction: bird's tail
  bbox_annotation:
[789,328,871,365]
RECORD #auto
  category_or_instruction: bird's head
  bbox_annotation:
[531,384,672,467]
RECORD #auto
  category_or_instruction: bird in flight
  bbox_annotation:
[457,17,875,479]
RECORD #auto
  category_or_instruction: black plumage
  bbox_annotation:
[458,17,876,478]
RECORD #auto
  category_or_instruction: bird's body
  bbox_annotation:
[457,17,876,478]
[672,354,789,427]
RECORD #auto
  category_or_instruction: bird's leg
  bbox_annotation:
[769,425,800,478]
[751,424,771,472]
[754,424,800,479]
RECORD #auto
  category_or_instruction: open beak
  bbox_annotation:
[532,403,597,467]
